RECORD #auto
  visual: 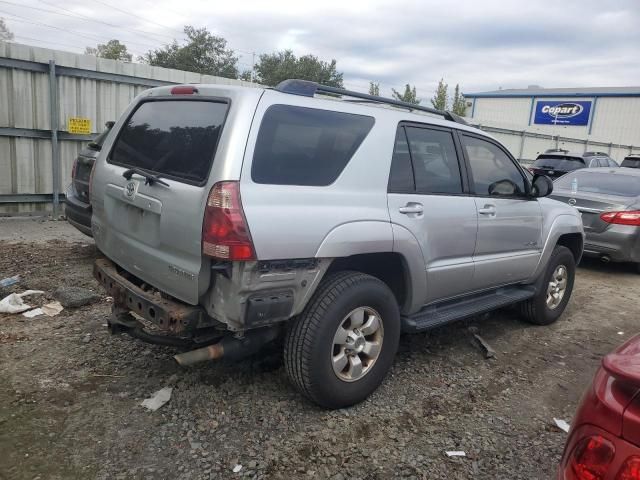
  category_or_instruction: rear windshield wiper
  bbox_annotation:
[122,167,169,187]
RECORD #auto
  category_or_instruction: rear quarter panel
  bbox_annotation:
[240,91,398,260]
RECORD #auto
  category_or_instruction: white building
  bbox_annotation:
[464,86,640,162]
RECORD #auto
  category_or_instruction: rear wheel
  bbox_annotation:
[284,271,400,409]
[520,245,575,325]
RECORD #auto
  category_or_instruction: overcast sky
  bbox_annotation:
[1,0,639,100]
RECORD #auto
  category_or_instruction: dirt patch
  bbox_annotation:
[1,220,639,479]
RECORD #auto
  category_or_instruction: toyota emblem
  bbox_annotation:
[568,198,576,206]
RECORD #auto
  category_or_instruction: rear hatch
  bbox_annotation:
[91,85,262,304]
[529,154,585,179]
[72,148,98,204]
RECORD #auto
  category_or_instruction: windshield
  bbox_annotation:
[109,100,228,185]
[533,155,585,171]
[555,171,640,197]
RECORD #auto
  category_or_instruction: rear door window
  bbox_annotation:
[109,100,228,185]
[387,127,414,193]
[251,105,374,186]
[405,127,463,194]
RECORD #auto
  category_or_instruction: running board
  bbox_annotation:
[401,286,536,333]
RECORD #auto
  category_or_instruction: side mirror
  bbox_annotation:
[531,174,553,197]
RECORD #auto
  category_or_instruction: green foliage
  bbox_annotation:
[0,17,14,41]
[430,78,448,110]
[392,84,420,104]
[253,50,343,87]
[451,84,467,116]
[369,81,380,96]
[85,40,132,62]
[143,26,238,78]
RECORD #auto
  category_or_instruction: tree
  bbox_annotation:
[431,78,448,110]
[392,84,420,104]
[143,26,238,79]
[85,40,132,62]
[0,17,14,41]
[253,50,343,87]
[369,81,380,96]
[451,83,467,116]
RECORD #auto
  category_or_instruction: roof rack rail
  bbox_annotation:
[274,79,468,126]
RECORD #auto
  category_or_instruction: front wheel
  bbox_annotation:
[284,271,400,409]
[520,245,576,325]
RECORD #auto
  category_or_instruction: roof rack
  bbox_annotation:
[274,79,468,126]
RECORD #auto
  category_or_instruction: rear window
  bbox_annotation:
[251,105,374,186]
[555,171,640,197]
[622,158,640,168]
[109,100,228,184]
[533,155,585,171]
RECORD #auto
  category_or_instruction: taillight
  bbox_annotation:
[202,181,255,261]
[600,211,640,226]
[171,85,198,95]
[528,167,536,174]
[617,456,640,480]
[565,435,615,480]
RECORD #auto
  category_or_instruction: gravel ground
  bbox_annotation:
[1,219,639,480]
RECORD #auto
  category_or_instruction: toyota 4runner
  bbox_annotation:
[91,80,584,408]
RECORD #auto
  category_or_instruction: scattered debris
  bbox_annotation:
[553,418,570,433]
[0,290,45,314]
[233,465,243,473]
[446,451,466,457]
[141,387,173,412]
[82,334,92,343]
[23,308,44,318]
[41,302,64,317]
[618,331,625,335]
[468,326,496,358]
[53,286,100,308]
[0,275,20,287]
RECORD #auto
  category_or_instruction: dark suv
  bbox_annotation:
[621,155,640,169]
[65,122,113,236]
[529,150,619,179]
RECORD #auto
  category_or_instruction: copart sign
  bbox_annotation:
[533,100,592,126]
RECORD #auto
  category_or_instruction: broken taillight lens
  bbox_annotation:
[617,456,640,480]
[202,181,255,261]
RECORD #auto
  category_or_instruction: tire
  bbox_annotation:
[520,245,575,325]
[284,271,400,409]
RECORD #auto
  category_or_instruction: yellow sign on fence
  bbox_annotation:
[67,117,92,135]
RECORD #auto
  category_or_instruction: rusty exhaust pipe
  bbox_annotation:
[174,327,280,366]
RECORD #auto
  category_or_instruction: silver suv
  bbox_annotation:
[91,80,584,408]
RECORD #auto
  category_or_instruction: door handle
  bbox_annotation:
[398,203,424,215]
[478,204,496,216]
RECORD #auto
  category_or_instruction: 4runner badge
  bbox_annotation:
[124,180,139,200]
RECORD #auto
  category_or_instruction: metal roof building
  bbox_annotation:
[464,86,640,159]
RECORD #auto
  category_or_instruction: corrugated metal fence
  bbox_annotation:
[1,42,639,216]
[0,41,251,215]
[477,123,640,165]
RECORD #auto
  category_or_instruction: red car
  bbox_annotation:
[559,335,640,479]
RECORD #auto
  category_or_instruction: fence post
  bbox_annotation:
[608,143,613,155]
[518,130,526,160]
[48,60,60,218]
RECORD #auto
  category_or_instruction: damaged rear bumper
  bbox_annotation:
[93,257,214,335]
